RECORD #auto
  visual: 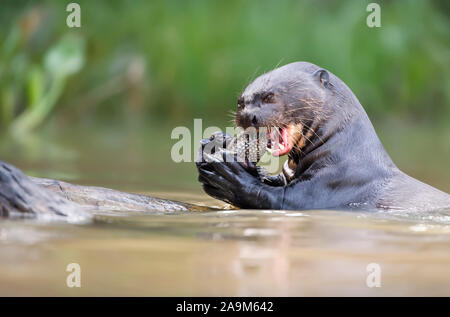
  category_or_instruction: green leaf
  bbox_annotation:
[44,33,85,77]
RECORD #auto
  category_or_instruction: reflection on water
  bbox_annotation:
[0,124,449,296]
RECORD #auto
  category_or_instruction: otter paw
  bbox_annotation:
[196,160,261,206]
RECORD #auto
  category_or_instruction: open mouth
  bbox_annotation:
[266,126,293,157]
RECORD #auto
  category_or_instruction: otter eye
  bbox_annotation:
[262,92,275,104]
[237,96,245,109]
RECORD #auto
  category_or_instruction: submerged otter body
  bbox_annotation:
[0,160,204,220]
[197,61,450,211]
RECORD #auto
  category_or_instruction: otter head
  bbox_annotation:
[235,62,335,157]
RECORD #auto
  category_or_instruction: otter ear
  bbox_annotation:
[313,69,330,88]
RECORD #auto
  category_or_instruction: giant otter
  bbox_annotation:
[196,61,450,211]
[1,61,449,219]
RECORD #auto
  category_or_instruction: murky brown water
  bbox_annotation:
[0,123,449,296]
[1,198,449,296]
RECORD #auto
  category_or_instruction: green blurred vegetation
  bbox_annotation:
[0,0,449,136]
[0,0,449,194]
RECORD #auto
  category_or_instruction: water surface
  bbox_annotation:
[0,123,449,296]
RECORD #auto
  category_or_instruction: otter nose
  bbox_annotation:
[251,115,258,126]
[238,111,259,129]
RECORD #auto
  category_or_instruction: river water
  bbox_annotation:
[0,123,449,296]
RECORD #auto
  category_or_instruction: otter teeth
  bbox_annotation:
[266,143,285,154]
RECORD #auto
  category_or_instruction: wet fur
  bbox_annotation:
[197,61,450,211]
